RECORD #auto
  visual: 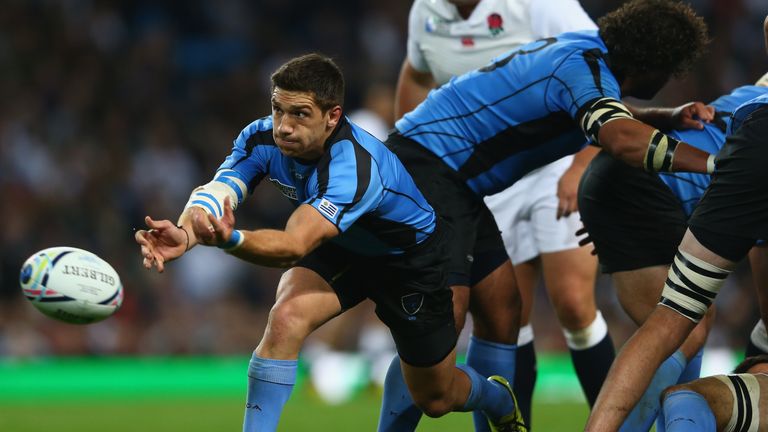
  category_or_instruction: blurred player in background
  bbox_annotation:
[136,54,525,432]
[378,0,711,430]
[658,354,768,431]
[393,1,609,428]
[579,80,768,431]
[587,15,768,432]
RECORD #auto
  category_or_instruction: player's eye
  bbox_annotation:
[272,106,283,114]
[294,111,308,118]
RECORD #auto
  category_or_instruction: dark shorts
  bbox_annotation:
[386,132,508,287]
[690,105,768,262]
[296,223,456,367]
[578,151,688,274]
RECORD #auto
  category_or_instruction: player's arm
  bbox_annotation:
[395,59,436,120]
[206,198,338,268]
[579,98,715,173]
[627,102,715,131]
[557,145,600,218]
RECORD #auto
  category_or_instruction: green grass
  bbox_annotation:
[0,356,589,431]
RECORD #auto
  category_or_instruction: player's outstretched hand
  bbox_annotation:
[193,196,236,248]
[671,101,715,130]
[135,217,188,273]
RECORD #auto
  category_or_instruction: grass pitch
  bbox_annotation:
[0,356,589,431]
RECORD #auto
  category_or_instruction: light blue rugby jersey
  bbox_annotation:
[214,116,436,256]
[659,85,768,217]
[731,93,768,133]
[395,30,620,197]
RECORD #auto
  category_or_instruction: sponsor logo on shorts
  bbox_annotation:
[318,199,339,219]
[401,293,424,316]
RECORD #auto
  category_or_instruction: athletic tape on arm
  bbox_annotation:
[184,169,248,218]
[579,97,634,144]
[643,130,681,172]
[659,251,730,322]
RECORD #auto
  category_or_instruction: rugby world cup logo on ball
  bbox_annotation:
[20,246,123,324]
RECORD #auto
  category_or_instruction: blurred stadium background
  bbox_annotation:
[0,0,766,430]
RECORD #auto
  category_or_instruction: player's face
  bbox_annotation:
[271,87,341,160]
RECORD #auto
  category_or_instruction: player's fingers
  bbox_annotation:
[156,255,165,273]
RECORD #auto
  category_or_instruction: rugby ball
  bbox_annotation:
[20,247,123,324]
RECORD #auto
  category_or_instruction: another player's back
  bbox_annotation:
[395,31,613,196]
[660,85,768,216]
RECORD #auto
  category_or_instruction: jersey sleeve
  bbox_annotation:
[528,0,597,38]
[214,122,274,203]
[406,0,431,73]
[547,50,622,121]
[306,140,384,232]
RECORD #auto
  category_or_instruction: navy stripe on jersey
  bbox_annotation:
[336,142,372,224]
[582,49,605,95]
[458,112,574,179]
[233,129,275,169]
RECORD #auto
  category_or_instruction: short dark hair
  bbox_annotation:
[270,53,344,111]
[733,355,768,374]
[598,0,709,79]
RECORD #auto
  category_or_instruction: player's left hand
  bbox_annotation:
[557,166,582,219]
[195,196,236,247]
[671,102,715,130]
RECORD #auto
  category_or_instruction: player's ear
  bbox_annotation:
[326,105,342,129]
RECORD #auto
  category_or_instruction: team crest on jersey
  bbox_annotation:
[487,13,503,36]
[401,293,424,316]
[317,198,339,219]
[268,178,297,200]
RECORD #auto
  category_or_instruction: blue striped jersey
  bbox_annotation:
[395,30,619,197]
[215,116,436,256]
[659,85,768,217]
[731,93,768,134]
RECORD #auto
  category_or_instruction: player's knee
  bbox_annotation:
[551,295,596,329]
[267,300,311,340]
[661,383,690,402]
[412,393,452,418]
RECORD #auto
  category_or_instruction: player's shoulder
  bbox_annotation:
[410,0,454,18]
[237,115,276,146]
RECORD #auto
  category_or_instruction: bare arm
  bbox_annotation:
[597,118,713,173]
[627,102,714,131]
[394,58,436,120]
[207,201,339,268]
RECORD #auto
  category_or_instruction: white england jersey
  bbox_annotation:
[407,0,597,85]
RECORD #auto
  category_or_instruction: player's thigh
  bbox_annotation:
[513,259,540,326]
[612,266,670,325]
[749,245,768,324]
[272,267,344,331]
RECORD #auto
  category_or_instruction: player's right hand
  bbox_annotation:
[135,217,188,273]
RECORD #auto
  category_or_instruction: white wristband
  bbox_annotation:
[706,154,716,174]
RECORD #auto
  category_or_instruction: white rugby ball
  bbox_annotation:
[20,247,123,324]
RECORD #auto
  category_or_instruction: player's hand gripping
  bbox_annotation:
[671,101,715,130]
[194,196,236,248]
[135,217,190,273]
[556,166,581,219]
[576,225,597,256]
